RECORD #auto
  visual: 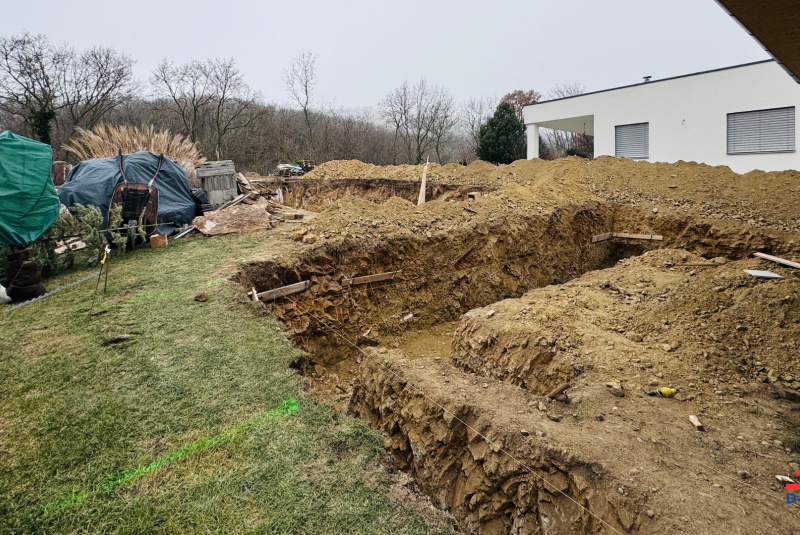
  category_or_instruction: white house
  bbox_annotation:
[523,60,800,173]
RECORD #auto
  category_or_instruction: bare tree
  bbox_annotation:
[379,79,456,164]
[60,46,136,132]
[0,33,69,144]
[460,96,497,161]
[150,58,215,144]
[284,51,317,152]
[208,58,261,160]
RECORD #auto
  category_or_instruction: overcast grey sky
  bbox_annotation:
[2,0,768,109]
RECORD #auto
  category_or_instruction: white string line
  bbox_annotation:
[290,300,625,535]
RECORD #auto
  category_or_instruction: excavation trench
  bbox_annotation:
[268,177,498,212]
[237,197,786,533]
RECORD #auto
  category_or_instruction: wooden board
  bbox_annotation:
[612,232,663,241]
[251,280,310,301]
[591,232,613,243]
[341,270,402,287]
[689,414,705,431]
[592,232,662,243]
[196,160,236,178]
[754,252,800,270]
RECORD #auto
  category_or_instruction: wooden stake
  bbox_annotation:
[689,414,705,431]
[417,157,429,205]
[546,382,570,400]
[754,252,800,270]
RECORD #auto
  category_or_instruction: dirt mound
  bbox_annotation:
[306,156,800,233]
[304,159,505,183]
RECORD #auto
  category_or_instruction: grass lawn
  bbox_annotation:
[0,232,448,534]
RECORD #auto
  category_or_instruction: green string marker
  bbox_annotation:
[45,398,299,516]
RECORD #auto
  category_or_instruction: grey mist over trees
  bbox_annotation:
[0,32,593,173]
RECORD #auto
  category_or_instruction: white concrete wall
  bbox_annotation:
[523,61,800,173]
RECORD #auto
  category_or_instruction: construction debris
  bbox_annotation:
[192,202,273,236]
[744,269,784,279]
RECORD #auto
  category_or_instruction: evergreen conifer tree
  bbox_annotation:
[476,101,525,164]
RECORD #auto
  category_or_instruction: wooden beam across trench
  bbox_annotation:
[250,280,310,302]
[592,232,663,243]
[341,270,402,288]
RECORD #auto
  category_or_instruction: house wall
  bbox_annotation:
[523,61,800,173]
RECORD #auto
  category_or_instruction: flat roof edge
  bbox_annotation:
[528,59,774,107]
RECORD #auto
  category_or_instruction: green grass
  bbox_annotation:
[0,234,447,534]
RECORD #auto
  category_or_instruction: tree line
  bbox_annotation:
[0,33,592,173]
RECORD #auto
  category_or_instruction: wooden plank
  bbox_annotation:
[341,270,402,287]
[592,232,662,243]
[612,232,663,241]
[591,232,613,243]
[689,414,705,431]
[417,158,428,205]
[251,280,310,301]
[754,252,800,270]
[251,287,259,302]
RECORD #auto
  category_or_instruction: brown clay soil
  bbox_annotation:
[234,157,800,534]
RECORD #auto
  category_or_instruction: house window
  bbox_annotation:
[615,123,649,159]
[727,107,795,154]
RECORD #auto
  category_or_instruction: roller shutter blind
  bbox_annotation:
[615,123,649,159]
[728,106,795,154]
[727,107,795,154]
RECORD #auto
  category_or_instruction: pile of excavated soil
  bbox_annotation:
[306,156,800,233]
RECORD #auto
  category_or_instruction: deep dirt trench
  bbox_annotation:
[270,177,499,212]
[237,192,798,533]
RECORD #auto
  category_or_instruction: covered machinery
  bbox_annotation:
[59,151,198,236]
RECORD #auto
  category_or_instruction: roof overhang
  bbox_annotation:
[535,115,594,136]
[715,0,800,83]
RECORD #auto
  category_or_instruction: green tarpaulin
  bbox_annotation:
[0,131,59,247]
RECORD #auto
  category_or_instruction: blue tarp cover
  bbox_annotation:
[58,152,197,235]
